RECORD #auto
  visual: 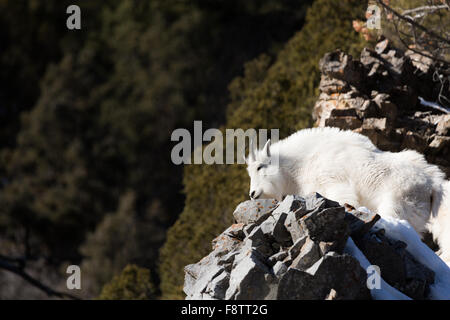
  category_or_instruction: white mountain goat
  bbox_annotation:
[245,127,450,264]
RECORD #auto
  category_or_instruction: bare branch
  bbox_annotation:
[402,5,449,17]
[0,256,80,300]
[375,0,450,46]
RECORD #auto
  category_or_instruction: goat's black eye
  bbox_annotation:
[257,165,263,171]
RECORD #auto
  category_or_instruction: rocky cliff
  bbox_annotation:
[183,41,450,300]
[184,194,441,300]
[313,38,449,177]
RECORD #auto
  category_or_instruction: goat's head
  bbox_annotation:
[245,139,283,201]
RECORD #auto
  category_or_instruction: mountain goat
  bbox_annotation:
[245,127,450,264]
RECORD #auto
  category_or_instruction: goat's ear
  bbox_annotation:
[262,139,271,157]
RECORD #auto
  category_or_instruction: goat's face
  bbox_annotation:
[245,139,283,201]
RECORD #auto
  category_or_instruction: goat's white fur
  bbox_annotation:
[245,127,450,264]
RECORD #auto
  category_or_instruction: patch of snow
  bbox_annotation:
[419,96,449,114]
[344,237,411,300]
[374,217,450,300]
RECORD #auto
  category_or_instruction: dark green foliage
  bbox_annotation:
[80,192,165,296]
[159,0,366,299]
[0,0,312,298]
[98,264,156,300]
[0,0,111,149]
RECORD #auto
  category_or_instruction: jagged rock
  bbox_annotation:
[319,50,365,87]
[184,255,226,299]
[282,195,309,241]
[225,249,274,300]
[224,223,246,240]
[259,208,292,246]
[277,252,370,300]
[436,115,450,136]
[288,235,308,260]
[290,237,321,271]
[305,192,340,211]
[203,270,230,300]
[344,205,381,238]
[353,228,435,300]
[233,199,279,225]
[184,193,436,300]
[298,205,350,254]
[405,50,434,74]
[268,250,288,265]
[211,232,242,257]
[272,261,288,278]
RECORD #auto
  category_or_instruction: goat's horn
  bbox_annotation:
[262,139,271,157]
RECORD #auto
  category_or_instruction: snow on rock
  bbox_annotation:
[344,237,411,300]
[373,216,450,299]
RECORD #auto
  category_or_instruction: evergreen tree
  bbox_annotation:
[98,264,156,300]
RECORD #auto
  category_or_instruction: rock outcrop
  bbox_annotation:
[184,194,435,300]
[313,39,450,177]
[183,41,450,300]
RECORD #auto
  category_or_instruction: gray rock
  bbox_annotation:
[290,237,322,271]
[277,268,321,300]
[299,206,350,254]
[288,235,308,260]
[259,210,291,246]
[355,231,407,287]
[204,270,230,300]
[273,195,307,216]
[184,255,225,298]
[301,206,348,241]
[246,226,274,257]
[284,210,305,242]
[319,50,365,87]
[211,232,242,257]
[272,212,292,245]
[225,249,273,300]
[344,205,381,238]
[272,261,288,278]
[243,223,257,237]
[278,252,370,300]
[268,250,289,266]
[305,192,340,212]
[233,199,278,225]
[284,193,346,245]
[217,250,240,267]
[224,223,246,240]
[184,192,435,300]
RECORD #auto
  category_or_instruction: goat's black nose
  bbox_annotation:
[250,190,255,198]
